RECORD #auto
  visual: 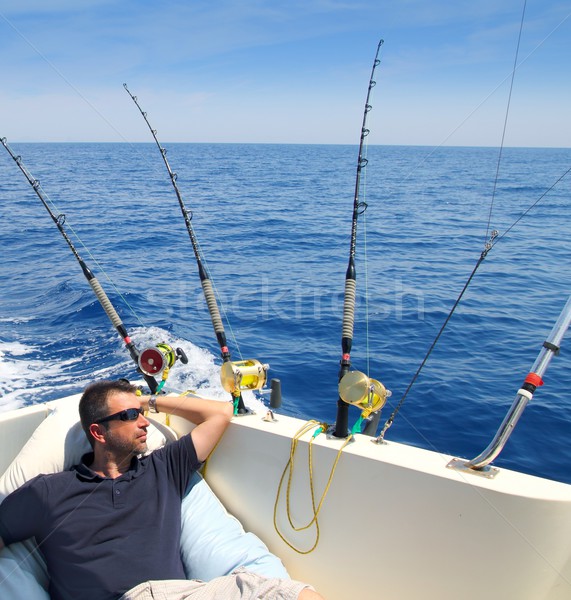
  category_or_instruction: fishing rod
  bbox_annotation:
[1,137,186,394]
[123,84,267,414]
[332,40,389,438]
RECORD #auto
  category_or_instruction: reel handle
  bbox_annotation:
[176,347,189,364]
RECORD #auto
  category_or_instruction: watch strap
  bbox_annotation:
[148,395,159,413]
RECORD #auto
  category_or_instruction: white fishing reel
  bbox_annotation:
[220,359,269,394]
[138,342,188,376]
[338,370,390,418]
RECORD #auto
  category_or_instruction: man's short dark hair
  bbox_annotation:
[79,379,138,447]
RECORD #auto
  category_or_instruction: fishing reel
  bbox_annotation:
[338,370,389,418]
[138,342,188,377]
[220,359,269,394]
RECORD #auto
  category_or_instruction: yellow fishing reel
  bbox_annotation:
[220,359,269,394]
[138,342,188,376]
[339,370,388,418]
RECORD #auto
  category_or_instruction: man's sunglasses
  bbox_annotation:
[95,407,144,425]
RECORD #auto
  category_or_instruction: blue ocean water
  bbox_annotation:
[0,142,570,483]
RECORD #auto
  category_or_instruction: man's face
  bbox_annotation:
[101,391,150,460]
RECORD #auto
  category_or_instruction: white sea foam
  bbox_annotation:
[0,317,34,324]
[0,341,89,411]
[0,340,34,357]
[0,341,44,410]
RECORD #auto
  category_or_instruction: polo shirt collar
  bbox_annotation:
[73,452,145,481]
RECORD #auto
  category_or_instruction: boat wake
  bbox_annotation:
[0,326,265,414]
[0,339,83,411]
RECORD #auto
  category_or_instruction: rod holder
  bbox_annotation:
[449,295,571,476]
[269,378,282,409]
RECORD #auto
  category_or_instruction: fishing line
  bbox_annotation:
[400,8,571,185]
[0,11,126,143]
[376,0,537,441]
[492,165,571,246]
[485,0,527,244]
[45,205,146,330]
[363,201,371,380]
[361,88,373,381]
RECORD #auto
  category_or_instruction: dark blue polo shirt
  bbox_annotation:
[0,434,201,600]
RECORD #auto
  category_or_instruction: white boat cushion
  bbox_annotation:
[0,537,49,599]
[0,399,288,598]
[181,471,289,581]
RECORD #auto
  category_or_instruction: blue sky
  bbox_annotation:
[0,1,569,146]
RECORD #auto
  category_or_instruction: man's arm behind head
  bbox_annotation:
[141,395,233,462]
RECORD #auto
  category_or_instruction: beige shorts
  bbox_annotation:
[119,568,312,600]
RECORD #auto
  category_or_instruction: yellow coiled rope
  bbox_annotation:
[273,420,352,554]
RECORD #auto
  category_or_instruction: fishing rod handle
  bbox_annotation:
[88,277,124,330]
[201,279,225,334]
[341,278,357,342]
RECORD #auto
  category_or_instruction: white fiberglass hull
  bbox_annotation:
[1,395,571,600]
[206,410,571,600]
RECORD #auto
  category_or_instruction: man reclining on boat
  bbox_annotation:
[0,379,324,600]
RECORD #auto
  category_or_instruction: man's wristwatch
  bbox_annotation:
[148,395,159,413]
